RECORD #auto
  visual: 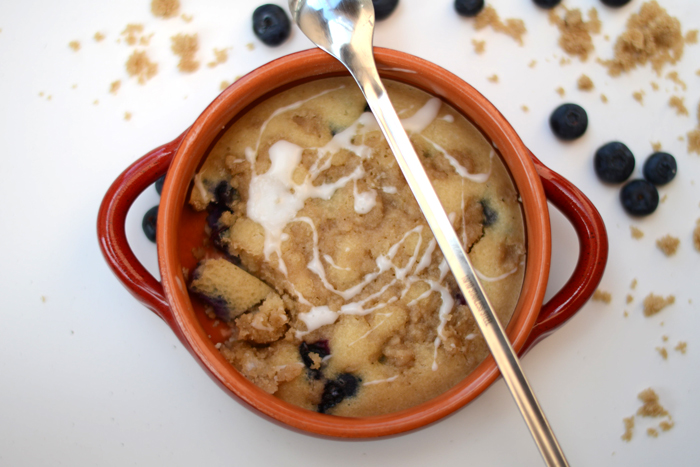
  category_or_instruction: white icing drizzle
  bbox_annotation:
[348,312,393,347]
[353,179,377,214]
[424,135,495,183]
[381,186,397,194]
[441,114,455,123]
[475,265,519,282]
[363,375,399,386]
[323,254,351,271]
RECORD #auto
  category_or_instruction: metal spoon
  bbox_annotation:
[288,1,569,465]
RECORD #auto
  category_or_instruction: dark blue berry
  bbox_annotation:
[533,0,562,8]
[643,152,677,186]
[454,0,484,17]
[252,4,291,46]
[550,103,588,140]
[142,205,158,242]
[594,142,635,183]
[318,373,360,414]
[214,181,237,206]
[373,0,399,21]
[155,175,165,195]
[299,340,330,379]
[480,199,498,227]
[601,0,632,7]
[620,179,659,216]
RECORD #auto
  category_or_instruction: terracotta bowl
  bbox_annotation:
[97,48,608,438]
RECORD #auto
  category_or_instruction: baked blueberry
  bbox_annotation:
[620,179,659,216]
[142,205,158,242]
[454,0,484,17]
[155,175,165,195]
[594,142,635,183]
[373,0,399,21]
[643,152,677,186]
[318,373,360,414]
[600,0,632,7]
[299,340,331,379]
[549,103,588,140]
[533,0,562,9]
[480,199,498,227]
[214,181,237,206]
[252,4,291,46]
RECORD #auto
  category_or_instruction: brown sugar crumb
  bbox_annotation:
[669,96,689,116]
[487,74,499,83]
[643,293,675,317]
[94,32,105,42]
[650,81,660,90]
[651,141,662,151]
[171,33,200,73]
[472,39,486,54]
[621,416,635,441]
[631,226,644,239]
[207,48,229,68]
[528,59,537,68]
[68,40,80,52]
[474,6,527,45]
[666,71,687,90]
[556,86,565,97]
[660,419,675,431]
[656,234,680,256]
[637,388,669,417]
[688,129,700,154]
[121,24,144,46]
[685,30,698,44]
[124,112,132,121]
[181,13,194,23]
[559,57,571,66]
[151,0,180,18]
[633,90,644,104]
[109,80,121,95]
[126,50,158,84]
[694,219,700,251]
[235,294,289,344]
[675,341,687,354]
[246,42,255,51]
[93,99,99,105]
[601,94,608,103]
[602,1,684,76]
[593,289,612,304]
[631,278,638,290]
[656,347,668,359]
[647,427,659,438]
[521,105,529,113]
[548,7,601,61]
[577,74,594,91]
[626,294,634,304]
[220,80,231,91]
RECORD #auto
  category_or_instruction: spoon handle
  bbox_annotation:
[346,52,569,467]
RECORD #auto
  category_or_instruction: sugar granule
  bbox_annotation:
[669,96,689,116]
[593,289,612,304]
[548,7,600,61]
[171,33,200,73]
[69,40,80,52]
[151,0,180,18]
[577,74,594,91]
[126,50,158,84]
[656,235,680,256]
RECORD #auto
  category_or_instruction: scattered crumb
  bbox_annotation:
[577,74,594,91]
[559,57,571,66]
[246,42,255,51]
[69,40,80,52]
[685,29,698,44]
[637,388,669,417]
[675,341,687,354]
[660,420,675,431]
[71,84,77,89]
[643,293,675,317]
[593,289,612,304]
[207,48,229,68]
[602,1,684,76]
[656,235,680,256]
[647,427,659,438]
[94,32,105,42]
[41,295,46,303]
[171,33,200,72]
[651,141,662,151]
[181,13,193,23]
[650,81,659,90]
[631,226,644,239]
[631,278,638,290]
[626,294,634,304]
[694,219,700,251]
[472,39,486,54]
[93,99,99,105]
[556,86,565,97]
[124,112,132,121]
[220,80,231,91]
[151,0,180,18]
[601,94,608,103]
[487,74,499,83]
[109,80,121,95]
[38,91,44,97]
[121,24,144,46]
[669,96,689,116]
[474,6,527,45]
[521,105,529,113]
[126,50,158,84]
[662,335,668,342]
[548,7,601,61]
[666,71,687,90]
[528,59,537,68]
[656,347,668,359]
[688,129,700,154]
[621,416,635,442]
[624,311,629,317]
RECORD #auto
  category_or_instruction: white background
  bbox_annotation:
[1,0,699,465]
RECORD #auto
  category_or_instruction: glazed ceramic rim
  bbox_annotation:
[157,48,550,437]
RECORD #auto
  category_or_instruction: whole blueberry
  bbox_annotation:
[549,103,588,140]
[533,0,562,9]
[252,4,291,46]
[318,373,360,414]
[594,142,635,183]
[600,0,632,7]
[454,0,484,17]
[480,199,498,226]
[643,152,677,186]
[620,179,659,216]
[142,205,159,242]
[373,0,399,21]
[155,175,165,195]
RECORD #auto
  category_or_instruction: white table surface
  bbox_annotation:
[1,0,699,465]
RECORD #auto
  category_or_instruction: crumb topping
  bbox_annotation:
[643,293,675,317]
[474,6,527,45]
[125,50,158,84]
[548,7,600,61]
[593,289,612,304]
[631,226,644,239]
[577,74,594,91]
[171,33,200,72]
[656,235,680,256]
[151,0,180,18]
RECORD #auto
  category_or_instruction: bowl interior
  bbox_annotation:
[158,48,551,438]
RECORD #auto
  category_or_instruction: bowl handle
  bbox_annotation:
[519,150,608,356]
[97,132,186,332]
